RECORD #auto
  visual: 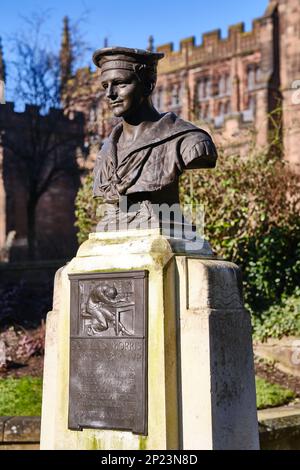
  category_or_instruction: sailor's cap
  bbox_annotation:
[92,46,164,73]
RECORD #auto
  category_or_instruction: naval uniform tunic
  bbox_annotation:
[93,112,218,204]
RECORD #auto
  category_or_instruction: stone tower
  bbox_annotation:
[62,0,300,171]
[147,35,154,52]
[60,16,73,94]
[276,0,300,172]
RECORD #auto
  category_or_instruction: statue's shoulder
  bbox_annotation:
[166,114,217,169]
[161,113,211,141]
[170,113,213,141]
[152,112,212,146]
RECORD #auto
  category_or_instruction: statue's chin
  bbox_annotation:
[109,103,127,118]
[112,110,125,118]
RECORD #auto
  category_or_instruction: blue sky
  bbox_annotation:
[1,0,268,53]
[0,0,268,103]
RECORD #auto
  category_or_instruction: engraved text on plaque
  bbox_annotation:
[68,271,148,434]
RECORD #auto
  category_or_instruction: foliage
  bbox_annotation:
[252,288,300,342]
[255,377,295,410]
[0,377,42,416]
[74,148,300,328]
[74,173,100,244]
[180,150,300,313]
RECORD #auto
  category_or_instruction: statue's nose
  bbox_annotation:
[106,84,117,100]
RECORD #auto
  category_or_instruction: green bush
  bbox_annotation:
[75,174,99,245]
[180,151,300,313]
[75,149,300,321]
[253,287,300,342]
[256,377,295,409]
[0,376,43,416]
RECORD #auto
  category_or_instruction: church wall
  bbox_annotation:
[0,103,84,261]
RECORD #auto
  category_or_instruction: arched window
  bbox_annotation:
[255,67,261,84]
[214,102,225,127]
[204,104,210,120]
[204,78,211,98]
[197,106,202,120]
[219,76,225,96]
[248,95,255,111]
[225,75,231,94]
[197,77,211,101]
[197,104,210,121]
[224,101,231,115]
[171,85,181,107]
[243,95,255,121]
[153,88,164,110]
[218,102,224,116]
[247,66,256,90]
[197,80,204,101]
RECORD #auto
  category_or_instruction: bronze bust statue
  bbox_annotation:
[92,46,217,233]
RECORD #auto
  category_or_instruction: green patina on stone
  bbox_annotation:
[139,435,148,450]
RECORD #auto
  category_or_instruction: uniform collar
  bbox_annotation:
[106,112,204,159]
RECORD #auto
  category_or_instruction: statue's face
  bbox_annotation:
[101,69,145,118]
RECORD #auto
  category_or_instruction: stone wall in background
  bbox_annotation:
[0,104,84,262]
[63,0,300,173]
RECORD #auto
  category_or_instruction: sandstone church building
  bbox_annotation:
[0,0,299,261]
[65,0,300,172]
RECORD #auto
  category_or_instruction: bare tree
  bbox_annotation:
[11,12,61,113]
[2,13,85,259]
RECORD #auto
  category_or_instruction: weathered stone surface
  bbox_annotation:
[259,403,300,422]
[3,416,41,442]
[175,257,259,450]
[4,402,300,450]
[41,229,178,450]
[0,417,9,441]
[3,405,300,450]
[41,229,259,450]
[259,404,300,450]
[0,443,40,450]
[254,337,300,378]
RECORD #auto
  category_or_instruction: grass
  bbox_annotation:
[0,375,296,415]
[0,376,43,416]
[256,377,296,410]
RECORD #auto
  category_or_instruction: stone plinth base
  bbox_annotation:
[40,229,259,450]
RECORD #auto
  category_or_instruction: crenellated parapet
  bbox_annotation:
[60,0,299,171]
[157,20,264,74]
[0,101,84,134]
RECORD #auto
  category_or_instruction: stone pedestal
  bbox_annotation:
[40,229,259,450]
[175,257,259,449]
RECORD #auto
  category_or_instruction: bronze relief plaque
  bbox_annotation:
[68,270,148,435]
